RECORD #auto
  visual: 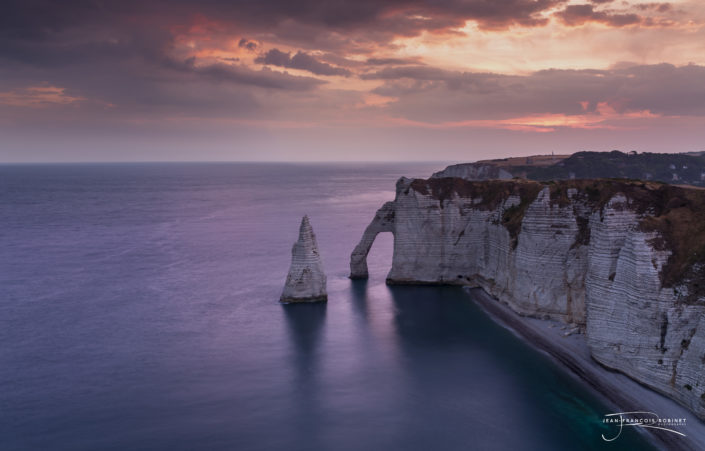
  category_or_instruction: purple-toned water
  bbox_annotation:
[0,163,651,450]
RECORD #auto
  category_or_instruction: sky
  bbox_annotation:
[1,0,705,162]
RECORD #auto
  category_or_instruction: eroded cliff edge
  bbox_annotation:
[351,176,705,419]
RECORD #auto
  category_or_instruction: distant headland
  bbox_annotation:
[436,150,705,187]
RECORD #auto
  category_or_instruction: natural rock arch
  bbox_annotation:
[349,201,395,279]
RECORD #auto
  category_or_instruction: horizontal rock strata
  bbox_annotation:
[281,215,327,303]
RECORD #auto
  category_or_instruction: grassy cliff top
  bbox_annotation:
[476,153,571,167]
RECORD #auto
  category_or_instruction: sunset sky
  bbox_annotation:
[2,0,705,162]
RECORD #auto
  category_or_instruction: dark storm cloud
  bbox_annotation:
[0,0,696,131]
[556,4,642,27]
[366,63,705,122]
[255,49,291,67]
[170,0,568,32]
[255,49,352,76]
[1,0,569,52]
[238,38,258,51]
[0,0,329,121]
[0,0,570,118]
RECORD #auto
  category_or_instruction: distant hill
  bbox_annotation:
[434,151,705,187]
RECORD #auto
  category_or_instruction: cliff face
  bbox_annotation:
[431,163,513,181]
[351,177,705,419]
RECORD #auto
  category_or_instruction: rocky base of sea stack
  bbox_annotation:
[280,294,328,303]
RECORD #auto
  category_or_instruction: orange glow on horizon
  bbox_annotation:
[0,85,85,108]
[380,104,663,132]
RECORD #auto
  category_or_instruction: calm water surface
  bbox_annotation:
[0,163,652,450]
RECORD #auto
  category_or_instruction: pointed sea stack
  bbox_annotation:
[280,215,327,303]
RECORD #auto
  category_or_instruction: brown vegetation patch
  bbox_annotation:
[410,177,543,211]
[637,186,705,300]
[410,178,543,247]
[547,179,665,213]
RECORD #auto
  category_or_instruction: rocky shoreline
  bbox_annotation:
[467,287,705,451]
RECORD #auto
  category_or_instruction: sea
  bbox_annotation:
[0,162,652,450]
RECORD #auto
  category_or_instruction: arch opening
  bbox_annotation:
[349,201,395,279]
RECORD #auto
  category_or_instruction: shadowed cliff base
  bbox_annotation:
[281,295,328,303]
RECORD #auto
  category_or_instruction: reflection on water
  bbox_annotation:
[283,303,327,449]
[283,302,328,382]
[349,279,369,320]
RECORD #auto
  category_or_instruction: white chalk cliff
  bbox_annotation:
[351,176,705,419]
[281,215,327,303]
[431,163,513,180]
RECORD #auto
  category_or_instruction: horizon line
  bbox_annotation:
[0,159,460,165]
